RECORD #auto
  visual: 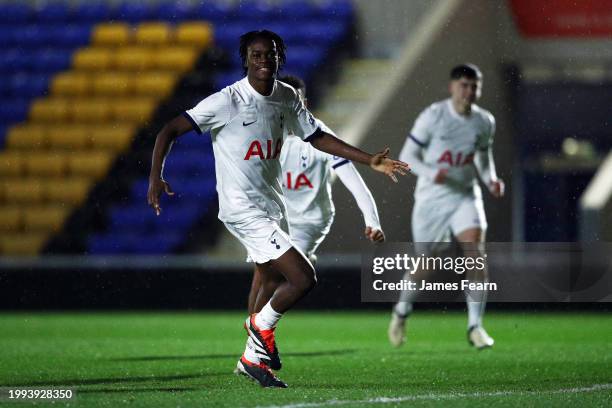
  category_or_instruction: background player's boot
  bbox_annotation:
[388,312,407,347]
[468,326,494,349]
[236,356,288,388]
[246,315,282,370]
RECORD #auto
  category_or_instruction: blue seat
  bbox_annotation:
[0,49,31,72]
[73,2,113,22]
[0,126,6,148]
[130,231,183,254]
[214,69,244,90]
[194,1,235,23]
[274,0,320,22]
[150,202,203,231]
[319,0,354,22]
[0,98,30,122]
[174,130,212,151]
[172,178,217,201]
[109,205,152,232]
[296,22,345,46]
[117,2,155,23]
[19,25,49,48]
[156,1,196,22]
[0,4,31,24]
[235,0,275,22]
[53,24,92,47]
[35,49,73,73]
[35,3,70,23]
[9,74,49,98]
[88,233,137,254]
[163,150,215,176]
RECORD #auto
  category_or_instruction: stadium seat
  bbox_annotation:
[156,2,195,22]
[73,48,113,71]
[0,99,30,123]
[117,2,156,24]
[0,232,49,255]
[67,152,113,179]
[23,205,70,232]
[91,23,131,46]
[135,22,172,46]
[92,72,132,96]
[112,98,157,123]
[73,2,113,23]
[54,25,93,48]
[34,3,70,23]
[0,153,24,177]
[3,179,44,204]
[45,178,92,205]
[48,126,90,150]
[175,22,213,49]
[51,72,91,96]
[0,4,31,24]
[0,206,22,231]
[90,125,135,151]
[114,47,155,71]
[70,99,112,122]
[154,47,198,72]
[36,50,73,73]
[29,98,70,122]
[133,72,177,97]
[9,74,49,98]
[6,125,47,149]
[24,153,68,177]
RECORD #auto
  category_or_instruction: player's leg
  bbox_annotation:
[247,265,262,315]
[452,198,493,348]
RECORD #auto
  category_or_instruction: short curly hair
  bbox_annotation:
[239,30,287,75]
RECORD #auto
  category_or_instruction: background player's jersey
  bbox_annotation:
[280,119,347,225]
[184,78,319,223]
[409,98,495,201]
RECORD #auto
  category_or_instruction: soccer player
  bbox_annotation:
[148,30,409,387]
[388,64,504,349]
[246,74,385,315]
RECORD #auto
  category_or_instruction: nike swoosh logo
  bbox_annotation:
[243,120,257,126]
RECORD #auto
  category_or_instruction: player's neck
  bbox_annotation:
[451,100,472,116]
[247,76,274,96]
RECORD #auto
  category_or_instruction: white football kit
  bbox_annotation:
[184,77,319,263]
[400,99,498,249]
[280,119,381,257]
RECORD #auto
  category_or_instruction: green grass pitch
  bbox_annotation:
[0,311,610,407]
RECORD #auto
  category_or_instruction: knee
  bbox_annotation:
[295,269,317,294]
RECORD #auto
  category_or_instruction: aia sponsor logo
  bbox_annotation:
[285,171,313,190]
[244,139,283,160]
[437,150,474,166]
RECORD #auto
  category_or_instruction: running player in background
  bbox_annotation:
[388,64,504,349]
[148,30,409,388]
[247,74,385,315]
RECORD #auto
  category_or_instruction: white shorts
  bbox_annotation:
[412,196,487,253]
[288,219,333,258]
[224,216,293,264]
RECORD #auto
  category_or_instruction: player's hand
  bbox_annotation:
[489,179,505,198]
[147,178,175,216]
[369,147,410,183]
[434,168,449,184]
[365,226,385,243]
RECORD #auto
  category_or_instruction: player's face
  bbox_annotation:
[449,77,481,107]
[246,38,279,81]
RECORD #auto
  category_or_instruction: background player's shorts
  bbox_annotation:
[224,216,292,264]
[288,219,333,258]
[412,196,487,254]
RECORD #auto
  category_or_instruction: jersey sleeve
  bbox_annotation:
[183,91,231,134]
[286,90,320,141]
[476,112,496,150]
[409,106,435,147]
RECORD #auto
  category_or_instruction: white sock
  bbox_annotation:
[243,337,260,364]
[394,271,417,317]
[467,301,481,329]
[255,301,282,330]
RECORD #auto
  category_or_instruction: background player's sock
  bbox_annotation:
[243,337,261,364]
[467,301,481,328]
[394,271,417,318]
[255,301,282,330]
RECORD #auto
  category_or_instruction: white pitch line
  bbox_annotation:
[255,383,612,408]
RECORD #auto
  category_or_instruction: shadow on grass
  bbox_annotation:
[110,348,357,362]
[7,372,230,387]
[77,387,201,394]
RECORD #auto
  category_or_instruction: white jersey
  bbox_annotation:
[407,98,495,201]
[184,77,319,223]
[279,119,347,226]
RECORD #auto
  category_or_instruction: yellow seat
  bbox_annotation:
[71,99,112,122]
[90,125,135,151]
[0,232,49,255]
[135,22,172,45]
[0,153,24,177]
[68,153,113,179]
[175,22,213,49]
[23,205,70,232]
[115,47,155,71]
[3,179,43,204]
[154,47,198,72]
[48,126,91,150]
[73,48,113,71]
[92,72,132,96]
[30,98,69,122]
[45,178,92,205]
[51,72,91,96]
[92,23,131,46]
[133,72,177,97]
[112,98,157,123]
[6,124,47,149]
[0,207,22,231]
[24,153,68,177]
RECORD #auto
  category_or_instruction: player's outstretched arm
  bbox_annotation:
[147,115,193,215]
[309,131,409,183]
[334,162,384,243]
